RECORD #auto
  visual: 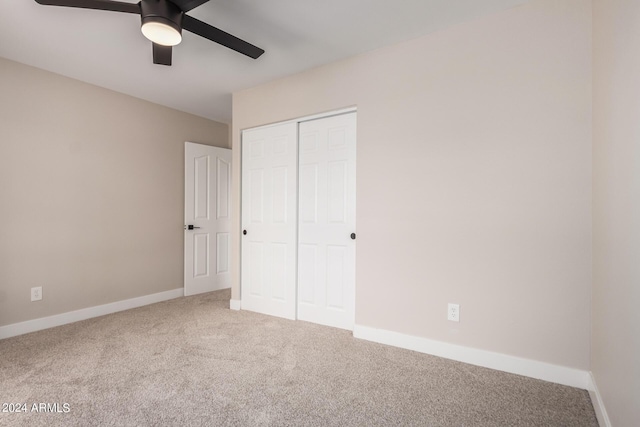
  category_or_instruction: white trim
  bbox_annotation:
[0,288,183,340]
[230,299,241,311]
[297,107,358,124]
[588,372,612,427]
[353,325,591,390]
[240,106,357,133]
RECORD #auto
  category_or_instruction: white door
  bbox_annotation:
[184,142,232,296]
[297,113,357,330]
[241,123,298,319]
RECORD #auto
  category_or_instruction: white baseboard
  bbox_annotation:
[0,288,184,340]
[588,372,612,427]
[353,325,591,390]
[229,299,241,311]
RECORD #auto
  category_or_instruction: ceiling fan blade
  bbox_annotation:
[183,15,264,59]
[170,0,209,13]
[35,0,140,14]
[153,43,172,66]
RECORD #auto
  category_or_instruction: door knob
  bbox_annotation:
[243,230,247,235]
[186,225,200,230]
[350,233,356,240]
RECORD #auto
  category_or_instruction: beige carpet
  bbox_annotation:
[0,289,598,426]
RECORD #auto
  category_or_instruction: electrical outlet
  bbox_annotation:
[448,303,460,322]
[31,287,42,302]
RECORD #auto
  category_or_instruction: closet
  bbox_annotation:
[241,111,356,330]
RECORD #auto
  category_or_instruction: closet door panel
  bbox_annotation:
[241,123,298,319]
[297,112,357,330]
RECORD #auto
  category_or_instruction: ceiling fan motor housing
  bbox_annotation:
[141,0,184,35]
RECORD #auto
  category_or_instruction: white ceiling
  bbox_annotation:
[0,0,529,123]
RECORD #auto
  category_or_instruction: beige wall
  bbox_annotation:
[0,58,228,327]
[232,0,592,369]
[592,0,640,424]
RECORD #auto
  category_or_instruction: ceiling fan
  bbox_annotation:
[34,0,265,66]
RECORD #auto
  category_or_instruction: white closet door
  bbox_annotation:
[241,123,298,319]
[297,112,357,330]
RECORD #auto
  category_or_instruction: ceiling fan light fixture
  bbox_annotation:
[34,0,265,66]
[141,20,182,46]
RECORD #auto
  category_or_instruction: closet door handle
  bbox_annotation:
[350,233,356,240]
[243,230,247,235]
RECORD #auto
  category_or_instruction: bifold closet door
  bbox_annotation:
[241,122,298,319]
[297,112,357,330]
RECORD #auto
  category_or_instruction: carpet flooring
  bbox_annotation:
[0,289,598,426]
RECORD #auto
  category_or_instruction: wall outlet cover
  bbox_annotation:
[448,303,460,322]
[31,287,42,302]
